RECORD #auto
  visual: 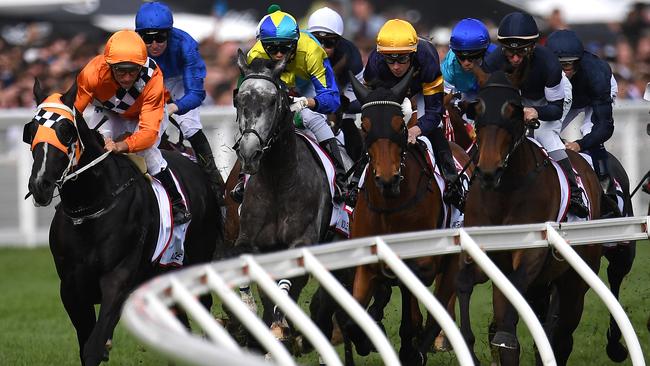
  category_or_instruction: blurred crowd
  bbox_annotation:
[1,0,649,109]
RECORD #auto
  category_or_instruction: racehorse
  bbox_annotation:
[347,69,472,365]
[23,80,222,366]
[457,71,602,366]
[231,50,347,353]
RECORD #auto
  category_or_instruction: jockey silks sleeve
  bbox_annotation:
[151,28,206,115]
[570,52,615,151]
[247,32,340,114]
[75,55,166,152]
[483,46,565,122]
[364,39,444,134]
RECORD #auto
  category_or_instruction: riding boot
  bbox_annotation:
[339,118,363,162]
[188,130,226,206]
[230,174,245,204]
[320,138,347,203]
[557,158,589,218]
[345,156,367,207]
[428,127,464,212]
[598,174,622,218]
[154,167,192,225]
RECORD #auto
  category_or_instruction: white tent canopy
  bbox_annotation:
[0,0,98,15]
[500,0,649,24]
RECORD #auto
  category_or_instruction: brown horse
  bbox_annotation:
[346,69,471,365]
[456,71,602,366]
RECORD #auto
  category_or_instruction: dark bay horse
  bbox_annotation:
[457,71,602,365]
[346,69,472,365]
[23,81,222,366]
[232,50,346,351]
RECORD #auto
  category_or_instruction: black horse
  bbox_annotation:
[23,81,222,366]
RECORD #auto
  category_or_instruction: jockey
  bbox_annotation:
[307,6,364,162]
[135,1,226,206]
[230,5,344,203]
[75,30,191,224]
[546,29,618,200]
[482,12,589,218]
[364,19,465,211]
[442,18,497,101]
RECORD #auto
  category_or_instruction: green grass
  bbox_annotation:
[0,243,648,365]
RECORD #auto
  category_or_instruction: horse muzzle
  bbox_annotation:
[28,177,54,206]
[475,166,504,190]
[374,173,401,196]
[237,135,264,174]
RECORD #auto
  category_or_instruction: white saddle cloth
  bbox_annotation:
[150,171,190,267]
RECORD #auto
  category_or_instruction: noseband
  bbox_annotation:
[235,73,290,152]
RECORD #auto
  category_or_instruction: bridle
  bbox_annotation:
[234,73,290,152]
[361,99,408,181]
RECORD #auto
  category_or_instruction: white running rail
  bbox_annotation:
[122,216,649,366]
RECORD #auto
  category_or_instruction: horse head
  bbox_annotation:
[469,71,525,190]
[350,67,413,195]
[234,49,291,174]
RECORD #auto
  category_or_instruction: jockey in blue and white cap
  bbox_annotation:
[442,18,497,101]
[483,11,589,218]
[546,29,619,201]
[135,1,225,205]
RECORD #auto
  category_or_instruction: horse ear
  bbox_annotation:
[272,53,289,78]
[349,70,370,104]
[390,67,414,100]
[33,78,47,105]
[236,49,250,74]
[61,80,77,109]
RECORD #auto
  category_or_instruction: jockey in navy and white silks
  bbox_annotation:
[135,1,226,205]
[364,19,465,211]
[442,18,497,101]
[546,29,619,199]
[308,6,365,162]
[482,12,589,218]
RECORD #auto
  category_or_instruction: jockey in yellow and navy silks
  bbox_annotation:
[230,6,345,203]
[363,19,464,211]
[135,1,226,206]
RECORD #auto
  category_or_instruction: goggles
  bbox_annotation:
[110,64,142,76]
[262,41,295,55]
[502,46,533,57]
[139,31,169,44]
[383,53,411,64]
[455,50,485,61]
[313,32,340,48]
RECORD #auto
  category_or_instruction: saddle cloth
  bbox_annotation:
[238,130,350,237]
[150,170,190,267]
[357,136,470,229]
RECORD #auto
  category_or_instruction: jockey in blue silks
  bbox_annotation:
[364,19,465,211]
[135,1,226,205]
[482,12,589,218]
[442,18,497,101]
[546,29,619,202]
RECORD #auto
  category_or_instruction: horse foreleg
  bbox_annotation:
[551,270,591,366]
[604,243,636,362]
[398,285,425,366]
[420,259,458,354]
[60,281,96,365]
[346,264,378,356]
[455,260,481,365]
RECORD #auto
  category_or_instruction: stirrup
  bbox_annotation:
[171,200,192,225]
[230,180,245,204]
[568,195,589,218]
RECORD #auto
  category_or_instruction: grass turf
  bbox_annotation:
[0,243,647,365]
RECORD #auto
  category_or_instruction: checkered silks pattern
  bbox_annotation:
[102,58,158,114]
[33,109,67,128]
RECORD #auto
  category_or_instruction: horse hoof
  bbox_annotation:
[606,341,628,363]
[490,331,519,350]
[270,322,291,342]
[354,340,371,357]
[433,331,452,352]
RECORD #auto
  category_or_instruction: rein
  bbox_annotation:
[234,73,290,152]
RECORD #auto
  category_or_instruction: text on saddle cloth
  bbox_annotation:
[151,170,190,267]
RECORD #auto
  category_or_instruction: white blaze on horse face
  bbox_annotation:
[35,143,48,183]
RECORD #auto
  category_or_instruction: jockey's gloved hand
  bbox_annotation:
[289,96,309,112]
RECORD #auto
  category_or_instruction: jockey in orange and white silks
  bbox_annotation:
[75,29,191,224]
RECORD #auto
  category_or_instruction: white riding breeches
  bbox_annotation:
[88,107,169,175]
[527,73,573,154]
[300,108,335,143]
[166,76,202,139]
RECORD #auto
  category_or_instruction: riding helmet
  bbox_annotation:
[546,30,585,62]
[104,30,148,66]
[450,18,491,53]
[497,12,539,49]
[376,19,418,54]
[135,1,173,31]
[256,8,300,43]
[308,7,344,36]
